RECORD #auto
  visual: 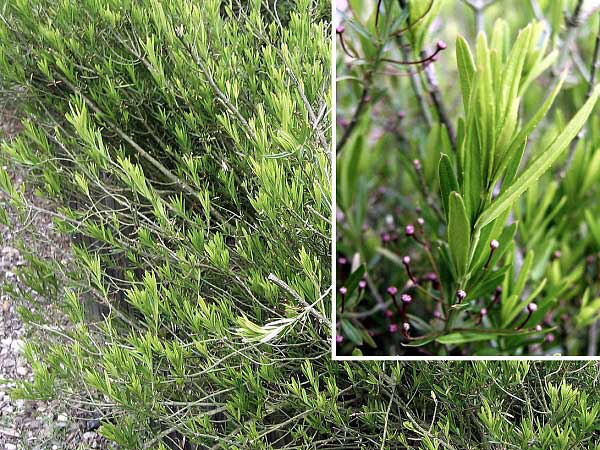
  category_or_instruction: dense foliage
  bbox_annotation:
[0,0,333,447]
[335,0,600,356]
[3,0,600,449]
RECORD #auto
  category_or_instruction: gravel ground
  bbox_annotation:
[0,111,113,449]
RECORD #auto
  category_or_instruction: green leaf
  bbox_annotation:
[476,83,600,230]
[402,333,441,348]
[436,327,541,345]
[438,153,460,220]
[456,35,475,113]
[344,265,366,297]
[341,320,363,346]
[493,71,566,182]
[585,210,600,248]
[448,192,471,280]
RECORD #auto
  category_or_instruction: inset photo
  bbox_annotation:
[334,0,600,357]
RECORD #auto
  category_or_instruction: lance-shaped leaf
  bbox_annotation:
[439,153,460,220]
[456,35,476,114]
[476,84,600,230]
[493,70,567,183]
[448,191,471,280]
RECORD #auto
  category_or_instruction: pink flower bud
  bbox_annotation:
[480,308,487,316]
[402,256,411,265]
[405,224,415,236]
[417,217,425,226]
[490,240,499,249]
[386,286,398,296]
[402,322,410,332]
[389,323,399,333]
[358,279,367,290]
[456,290,467,301]
[401,294,412,304]
[336,24,345,34]
[384,309,394,318]
[339,287,347,295]
[527,303,537,313]
[336,334,344,343]
[437,40,447,50]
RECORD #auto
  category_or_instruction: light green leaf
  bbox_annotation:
[456,35,476,113]
[448,191,471,280]
[436,327,541,345]
[493,70,566,182]
[476,83,600,230]
[438,153,460,220]
[341,320,363,346]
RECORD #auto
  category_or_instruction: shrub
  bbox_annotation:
[335,0,600,356]
[3,0,600,449]
[0,0,333,447]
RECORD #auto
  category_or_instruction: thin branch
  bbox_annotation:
[461,0,498,34]
[336,83,370,153]
[267,273,331,328]
[421,52,457,150]
[396,35,433,128]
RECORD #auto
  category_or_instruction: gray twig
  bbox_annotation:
[267,273,331,328]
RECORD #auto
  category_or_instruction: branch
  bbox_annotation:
[336,83,370,153]
[421,52,457,150]
[267,273,331,328]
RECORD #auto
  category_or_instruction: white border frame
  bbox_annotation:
[329,1,596,362]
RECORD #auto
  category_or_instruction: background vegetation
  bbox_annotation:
[335,0,600,356]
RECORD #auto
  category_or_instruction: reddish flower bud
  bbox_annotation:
[425,272,437,282]
[384,309,394,318]
[389,323,399,333]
